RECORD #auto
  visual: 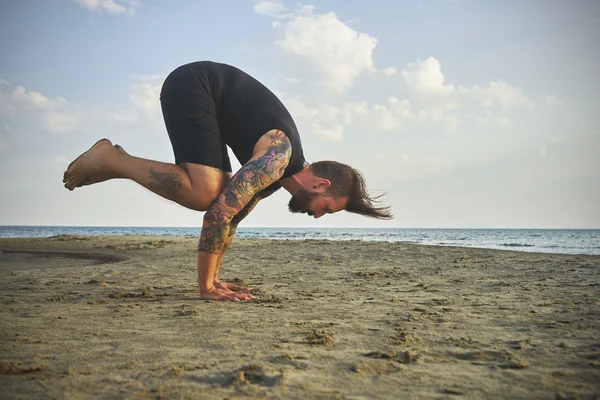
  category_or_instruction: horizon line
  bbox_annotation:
[1,225,599,230]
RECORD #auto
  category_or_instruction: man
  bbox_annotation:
[63,61,392,301]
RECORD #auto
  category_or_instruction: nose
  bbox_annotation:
[313,212,324,219]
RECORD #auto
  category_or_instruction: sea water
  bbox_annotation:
[1,226,599,256]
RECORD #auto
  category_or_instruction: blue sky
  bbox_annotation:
[0,0,598,228]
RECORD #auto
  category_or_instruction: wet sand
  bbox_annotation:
[0,235,599,399]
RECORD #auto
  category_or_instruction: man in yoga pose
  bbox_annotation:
[63,61,392,301]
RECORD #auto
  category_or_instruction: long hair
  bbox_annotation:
[310,161,393,220]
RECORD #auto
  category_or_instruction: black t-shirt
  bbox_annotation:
[187,61,306,180]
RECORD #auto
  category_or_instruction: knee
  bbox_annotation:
[188,186,223,211]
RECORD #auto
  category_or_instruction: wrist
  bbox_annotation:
[199,284,215,294]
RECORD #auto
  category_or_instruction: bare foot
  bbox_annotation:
[113,144,129,156]
[63,139,123,190]
[75,144,129,187]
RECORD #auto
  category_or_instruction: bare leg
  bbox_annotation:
[63,138,228,211]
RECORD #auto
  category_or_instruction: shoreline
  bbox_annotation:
[1,235,599,399]
[2,227,599,257]
[1,233,599,258]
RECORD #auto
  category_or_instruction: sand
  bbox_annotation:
[0,235,599,399]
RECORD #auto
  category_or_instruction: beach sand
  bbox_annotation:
[0,235,599,399]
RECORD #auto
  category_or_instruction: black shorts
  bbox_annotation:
[160,65,232,172]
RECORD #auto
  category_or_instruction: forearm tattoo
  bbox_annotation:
[148,167,183,198]
[198,131,291,254]
[213,185,282,279]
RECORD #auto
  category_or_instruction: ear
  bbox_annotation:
[313,178,331,192]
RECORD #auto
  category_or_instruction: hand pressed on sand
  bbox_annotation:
[200,286,254,301]
[214,280,252,292]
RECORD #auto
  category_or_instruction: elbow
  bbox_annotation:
[202,207,233,229]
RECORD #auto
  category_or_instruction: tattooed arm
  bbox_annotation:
[213,184,281,287]
[197,130,291,301]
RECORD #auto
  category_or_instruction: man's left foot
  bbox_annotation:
[62,139,122,190]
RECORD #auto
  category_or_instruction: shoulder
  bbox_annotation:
[252,129,292,160]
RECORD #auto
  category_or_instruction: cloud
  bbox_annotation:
[540,146,548,158]
[129,75,163,117]
[545,95,564,108]
[381,67,398,77]
[343,97,412,133]
[0,83,79,134]
[75,0,141,15]
[11,86,66,110]
[277,90,415,138]
[474,114,511,128]
[402,57,455,94]
[375,151,455,179]
[459,81,535,109]
[0,139,3,148]
[256,2,378,92]
[4,124,9,131]
[111,75,163,123]
[276,92,343,141]
[401,56,535,110]
[253,0,292,19]
[53,156,70,165]
[445,115,459,133]
[44,112,79,134]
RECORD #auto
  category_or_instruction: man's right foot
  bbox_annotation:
[62,139,123,191]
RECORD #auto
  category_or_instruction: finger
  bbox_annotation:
[232,293,250,301]
[226,294,241,301]
[236,293,254,300]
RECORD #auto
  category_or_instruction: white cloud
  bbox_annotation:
[44,112,78,134]
[11,86,66,110]
[129,76,162,117]
[458,81,535,110]
[545,95,564,108]
[374,151,455,179]
[53,156,70,165]
[382,67,398,76]
[257,3,378,92]
[344,97,412,132]
[540,146,548,158]
[253,0,291,19]
[402,57,454,94]
[111,75,163,123]
[75,0,140,15]
[0,139,3,148]
[474,114,511,128]
[401,56,535,110]
[445,115,459,133]
[278,90,414,137]
[1,83,79,133]
[276,91,343,141]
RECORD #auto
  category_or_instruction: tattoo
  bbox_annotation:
[212,185,282,280]
[148,167,183,198]
[198,131,291,253]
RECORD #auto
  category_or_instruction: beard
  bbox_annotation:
[288,189,319,215]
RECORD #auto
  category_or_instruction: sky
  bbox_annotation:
[0,0,598,229]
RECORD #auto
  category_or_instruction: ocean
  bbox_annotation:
[0,226,599,256]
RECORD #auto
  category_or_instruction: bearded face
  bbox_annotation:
[288,189,319,216]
